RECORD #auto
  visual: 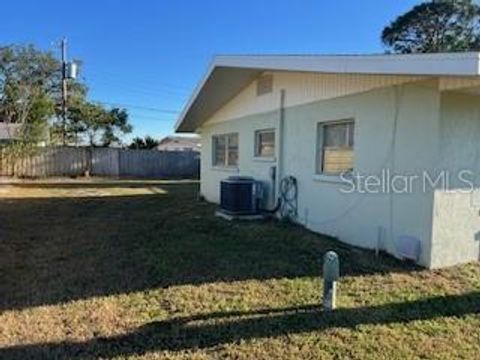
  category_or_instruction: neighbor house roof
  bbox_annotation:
[175,52,480,132]
[157,136,200,151]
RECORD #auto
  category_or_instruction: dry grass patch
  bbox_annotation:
[0,179,479,359]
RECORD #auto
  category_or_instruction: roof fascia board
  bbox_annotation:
[174,59,217,131]
[214,53,480,77]
[176,53,480,132]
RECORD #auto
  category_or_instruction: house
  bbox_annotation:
[0,116,49,146]
[175,53,480,269]
[157,136,201,152]
[0,117,21,144]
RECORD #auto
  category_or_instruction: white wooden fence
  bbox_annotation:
[0,147,200,178]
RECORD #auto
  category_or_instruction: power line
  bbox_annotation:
[129,116,175,122]
[87,78,188,99]
[127,113,177,121]
[93,101,180,114]
[91,80,186,99]
[84,70,192,92]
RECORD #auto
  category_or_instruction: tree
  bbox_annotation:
[128,135,160,150]
[68,100,132,147]
[101,108,132,147]
[1,44,133,150]
[49,62,88,145]
[382,0,480,54]
[0,45,58,149]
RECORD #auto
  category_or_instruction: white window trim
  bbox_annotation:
[254,128,276,159]
[212,133,239,168]
[252,157,276,163]
[212,166,239,172]
[316,119,355,176]
[312,172,354,184]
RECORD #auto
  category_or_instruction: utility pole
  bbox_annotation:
[61,37,68,146]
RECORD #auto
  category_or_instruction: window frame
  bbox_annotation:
[212,133,239,168]
[316,119,355,175]
[254,128,276,159]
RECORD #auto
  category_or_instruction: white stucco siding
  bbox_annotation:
[200,78,441,267]
[199,110,279,207]
[430,92,480,268]
[281,81,439,267]
[206,72,423,126]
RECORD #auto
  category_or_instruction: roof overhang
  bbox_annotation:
[176,53,480,132]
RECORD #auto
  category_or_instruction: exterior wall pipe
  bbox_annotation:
[275,89,286,200]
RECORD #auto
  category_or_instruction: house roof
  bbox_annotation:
[157,136,200,151]
[175,52,480,132]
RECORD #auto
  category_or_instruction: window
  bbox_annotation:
[317,120,354,174]
[255,129,275,158]
[212,133,239,167]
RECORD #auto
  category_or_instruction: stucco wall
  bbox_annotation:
[200,75,442,267]
[279,81,439,267]
[200,110,279,208]
[430,92,480,268]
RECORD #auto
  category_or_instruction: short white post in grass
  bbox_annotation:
[323,251,340,311]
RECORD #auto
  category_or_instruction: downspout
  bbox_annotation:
[388,85,401,254]
[275,89,286,202]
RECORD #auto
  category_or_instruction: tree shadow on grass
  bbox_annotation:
[1,292,479,359]
[0,182,417,312]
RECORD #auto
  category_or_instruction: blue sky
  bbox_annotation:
[0,0,420,142]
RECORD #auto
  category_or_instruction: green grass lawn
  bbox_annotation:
[0,180,479,359]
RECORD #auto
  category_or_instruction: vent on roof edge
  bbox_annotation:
[256,74,273,96]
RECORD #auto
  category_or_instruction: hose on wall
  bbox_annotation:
[260,175,298,220]
[279,176,298,220]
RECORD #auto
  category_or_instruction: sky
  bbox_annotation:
[0,0,420,143]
